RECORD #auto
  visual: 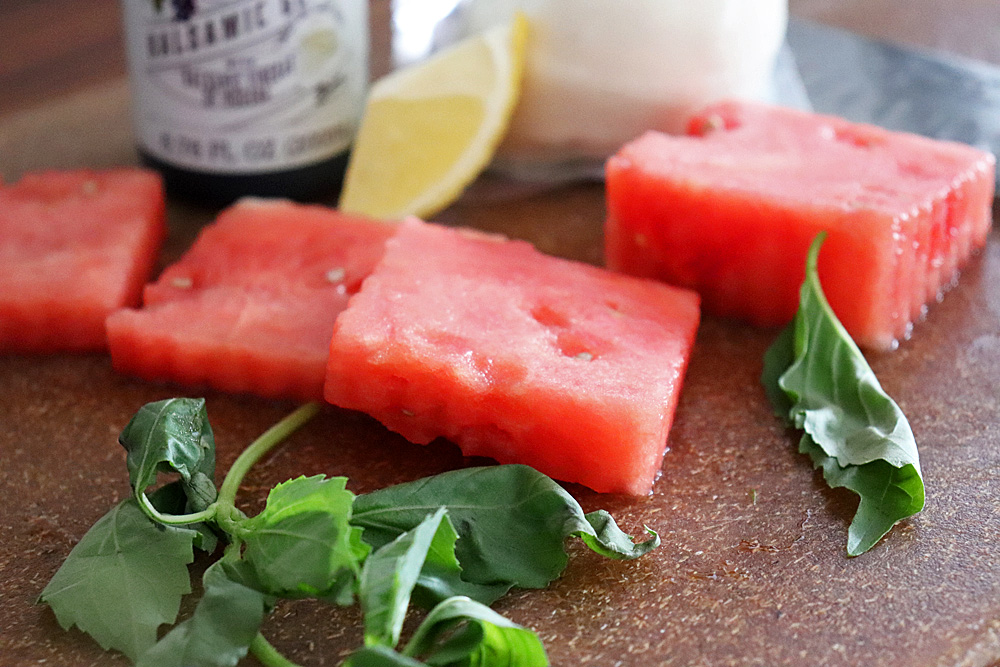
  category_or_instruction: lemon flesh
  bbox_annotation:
[339,15,528,220]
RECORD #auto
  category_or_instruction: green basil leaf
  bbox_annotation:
[135,559,272,667]
[800,434,924,555]
[39,498,197,661]
[119,398,217,514]
[429,621,548,667]
[236,475,366,599]
[761,233,925,556]
[148,481,218,553]
[410,514,509,608]
[361,507,449,647]
[579,510,659,559]
[402,596,548,666]
[344,645,428,667]
[761,323,796,418]
[352,465,658,595]
[361,497,508,608]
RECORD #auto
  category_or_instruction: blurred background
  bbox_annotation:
[791,0,1000,65]
[2,0,998,118]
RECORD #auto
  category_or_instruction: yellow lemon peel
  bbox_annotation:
[339,14,529,220]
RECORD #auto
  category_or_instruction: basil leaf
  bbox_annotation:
[430,621,548,667]
[347,597,548,666]
[761,323,796,418]
[352,465,658,594]
[345,645,427,667]
[39,498,197,661]
[800,434,924,555]
[410,515,509,608]
[360,497,507,608]
[402,596,548,666]
[761,233,925,556]
[148,481,218,553]
[360,507,449,648]
[119,398,217,514]
[135,559,272,667]
[580,510,659,559]
[236,475,366,599]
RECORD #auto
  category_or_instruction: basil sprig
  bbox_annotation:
[40,399,658,666]
[762,233,925,556]
[353,464,659,601]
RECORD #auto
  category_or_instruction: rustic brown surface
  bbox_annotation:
[3,2,1000,667]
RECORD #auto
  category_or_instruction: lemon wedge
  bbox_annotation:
[338,15,528,220]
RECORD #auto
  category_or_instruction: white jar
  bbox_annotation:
[460,0,788,177]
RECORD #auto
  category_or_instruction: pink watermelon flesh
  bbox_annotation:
[106,198,396,401]
[324,218,701,495]
[605,100,996,351]
[0,169,165,352]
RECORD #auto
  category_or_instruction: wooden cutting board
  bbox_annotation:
[2,81,1000,667]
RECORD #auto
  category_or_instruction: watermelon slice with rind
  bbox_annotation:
[324,218,701,495]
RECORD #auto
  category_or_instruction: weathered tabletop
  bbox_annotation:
[2,2,1000,666]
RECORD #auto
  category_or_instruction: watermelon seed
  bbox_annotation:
[170,277,193,289]
[325,268,346,283]
[693,112,740,135]
[529,304,570,329]
[698,114,725,135]
[555,330,602,361]
[830,126,882,149]
[401,409,415,417]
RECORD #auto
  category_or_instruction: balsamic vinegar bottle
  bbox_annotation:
[120,0,368,204]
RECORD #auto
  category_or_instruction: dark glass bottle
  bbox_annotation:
[138,148,350,205]
[121,0,368,205]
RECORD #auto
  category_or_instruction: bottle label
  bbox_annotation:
[121,0,367,174]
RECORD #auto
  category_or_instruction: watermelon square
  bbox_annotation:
[0,169,165,353]
[107,198,396,401]
[605,100,995,350]
[323,218,701,495]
